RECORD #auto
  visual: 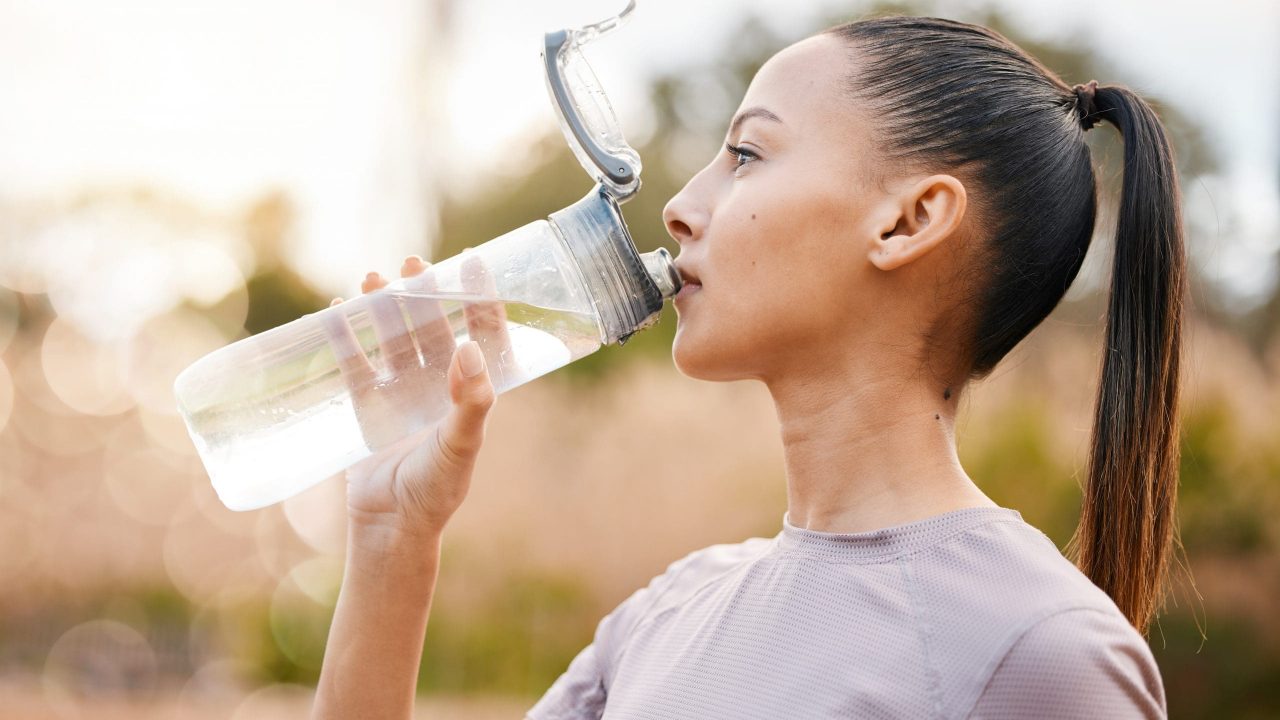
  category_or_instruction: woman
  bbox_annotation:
[312,15,1182,719]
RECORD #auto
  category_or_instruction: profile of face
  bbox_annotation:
[663,33,970,386]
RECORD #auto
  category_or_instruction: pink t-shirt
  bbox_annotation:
[526,506,1166,719]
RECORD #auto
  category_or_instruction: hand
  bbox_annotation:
[321,254,512,537]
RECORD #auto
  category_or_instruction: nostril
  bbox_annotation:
[667,219,694,242]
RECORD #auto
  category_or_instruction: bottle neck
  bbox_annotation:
[549,184,680,345]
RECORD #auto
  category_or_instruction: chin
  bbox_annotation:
[671,327,745,382]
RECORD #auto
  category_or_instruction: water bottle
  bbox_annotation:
[174,184,680,510]
[173,0,678,510]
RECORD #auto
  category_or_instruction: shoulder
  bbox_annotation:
[524,535,775,720]
[967,607,1167,719]
[600,535,777,652]
[658,535,777,595]
[905,516,1165,716]
[913,514,1121,616]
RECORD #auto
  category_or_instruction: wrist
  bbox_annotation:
[346,518,444,582]
[348,505,448,547]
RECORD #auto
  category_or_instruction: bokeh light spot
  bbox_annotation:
[163,509,268,603]
[282,472,347,555]
[229,683,313,720]
[253,505,315,581]
[42,620,157,714]
[170,237,248,308]
[287,556,343,606]
[137,403,200,456]
[118,307,230,415]
[268,574,330,674]
[103,418,196,525]
[40,317,134,416]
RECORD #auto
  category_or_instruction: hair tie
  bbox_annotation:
[1072,80,1100,131]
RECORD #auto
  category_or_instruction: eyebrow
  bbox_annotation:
[728,106,784,137]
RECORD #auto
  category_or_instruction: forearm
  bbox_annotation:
[312,525,443,720]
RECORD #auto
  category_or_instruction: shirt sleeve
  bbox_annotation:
[967,607,1168,719]
[524,551,702,720]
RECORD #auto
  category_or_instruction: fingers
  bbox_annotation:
[460,253,514,375]
[333,252,509,398]
[320,296,378,391]
[399,255,426,280]
[434,340,496,467]
[398,256,458,373]
[360,271,386,294]
[361,271,420,376]
[380,339,495,532]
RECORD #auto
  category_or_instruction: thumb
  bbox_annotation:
[435,340,496,467]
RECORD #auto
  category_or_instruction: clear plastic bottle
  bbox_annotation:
[173,184,681,510]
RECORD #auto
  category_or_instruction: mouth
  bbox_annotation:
[673,262,702,303]
[674,262,702,287]
[674,282,701,302]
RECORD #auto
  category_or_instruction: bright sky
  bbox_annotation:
[1,0,1276,302]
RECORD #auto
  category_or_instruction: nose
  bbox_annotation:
[662,178,709,250]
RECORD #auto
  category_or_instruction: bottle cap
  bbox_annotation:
[542,0,642,202]
[551,184,682,345]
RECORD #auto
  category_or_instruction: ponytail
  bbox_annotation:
[1067,84,1187,634]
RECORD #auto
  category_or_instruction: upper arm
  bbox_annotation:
[967,608,1167,720]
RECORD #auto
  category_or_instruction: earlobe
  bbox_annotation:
[867,174,967,272]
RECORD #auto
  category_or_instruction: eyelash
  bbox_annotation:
[724,141,759,170]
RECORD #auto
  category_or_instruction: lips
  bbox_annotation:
[674,262,702,287]
[675,282,701,301]
[673,262,702,304]
[670,263,701,302]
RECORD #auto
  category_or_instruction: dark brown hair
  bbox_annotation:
[823,16,1186,633]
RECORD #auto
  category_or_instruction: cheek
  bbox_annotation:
[725,201,857,342]
[674,170,859,374]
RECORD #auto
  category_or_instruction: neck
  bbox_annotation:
[764,357,996,533]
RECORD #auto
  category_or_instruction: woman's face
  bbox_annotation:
[664,33,892,383]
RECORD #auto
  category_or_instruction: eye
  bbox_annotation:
[723,141,759,171]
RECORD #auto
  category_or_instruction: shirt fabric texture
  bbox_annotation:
[525,506,1167,719]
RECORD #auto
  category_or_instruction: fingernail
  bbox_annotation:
[459,341,485,378]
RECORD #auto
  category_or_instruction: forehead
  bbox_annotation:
[737,34,857,139]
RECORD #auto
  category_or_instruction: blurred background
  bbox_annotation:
[1,0,1278,717]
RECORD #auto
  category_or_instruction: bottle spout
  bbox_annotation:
[640,247,683,300]
[551,184,677,345]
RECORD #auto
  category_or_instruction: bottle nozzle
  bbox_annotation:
[640,248,682,299]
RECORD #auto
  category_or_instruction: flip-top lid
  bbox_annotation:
[541,0,642,202]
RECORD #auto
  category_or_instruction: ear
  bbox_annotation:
[866,174,967,272]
